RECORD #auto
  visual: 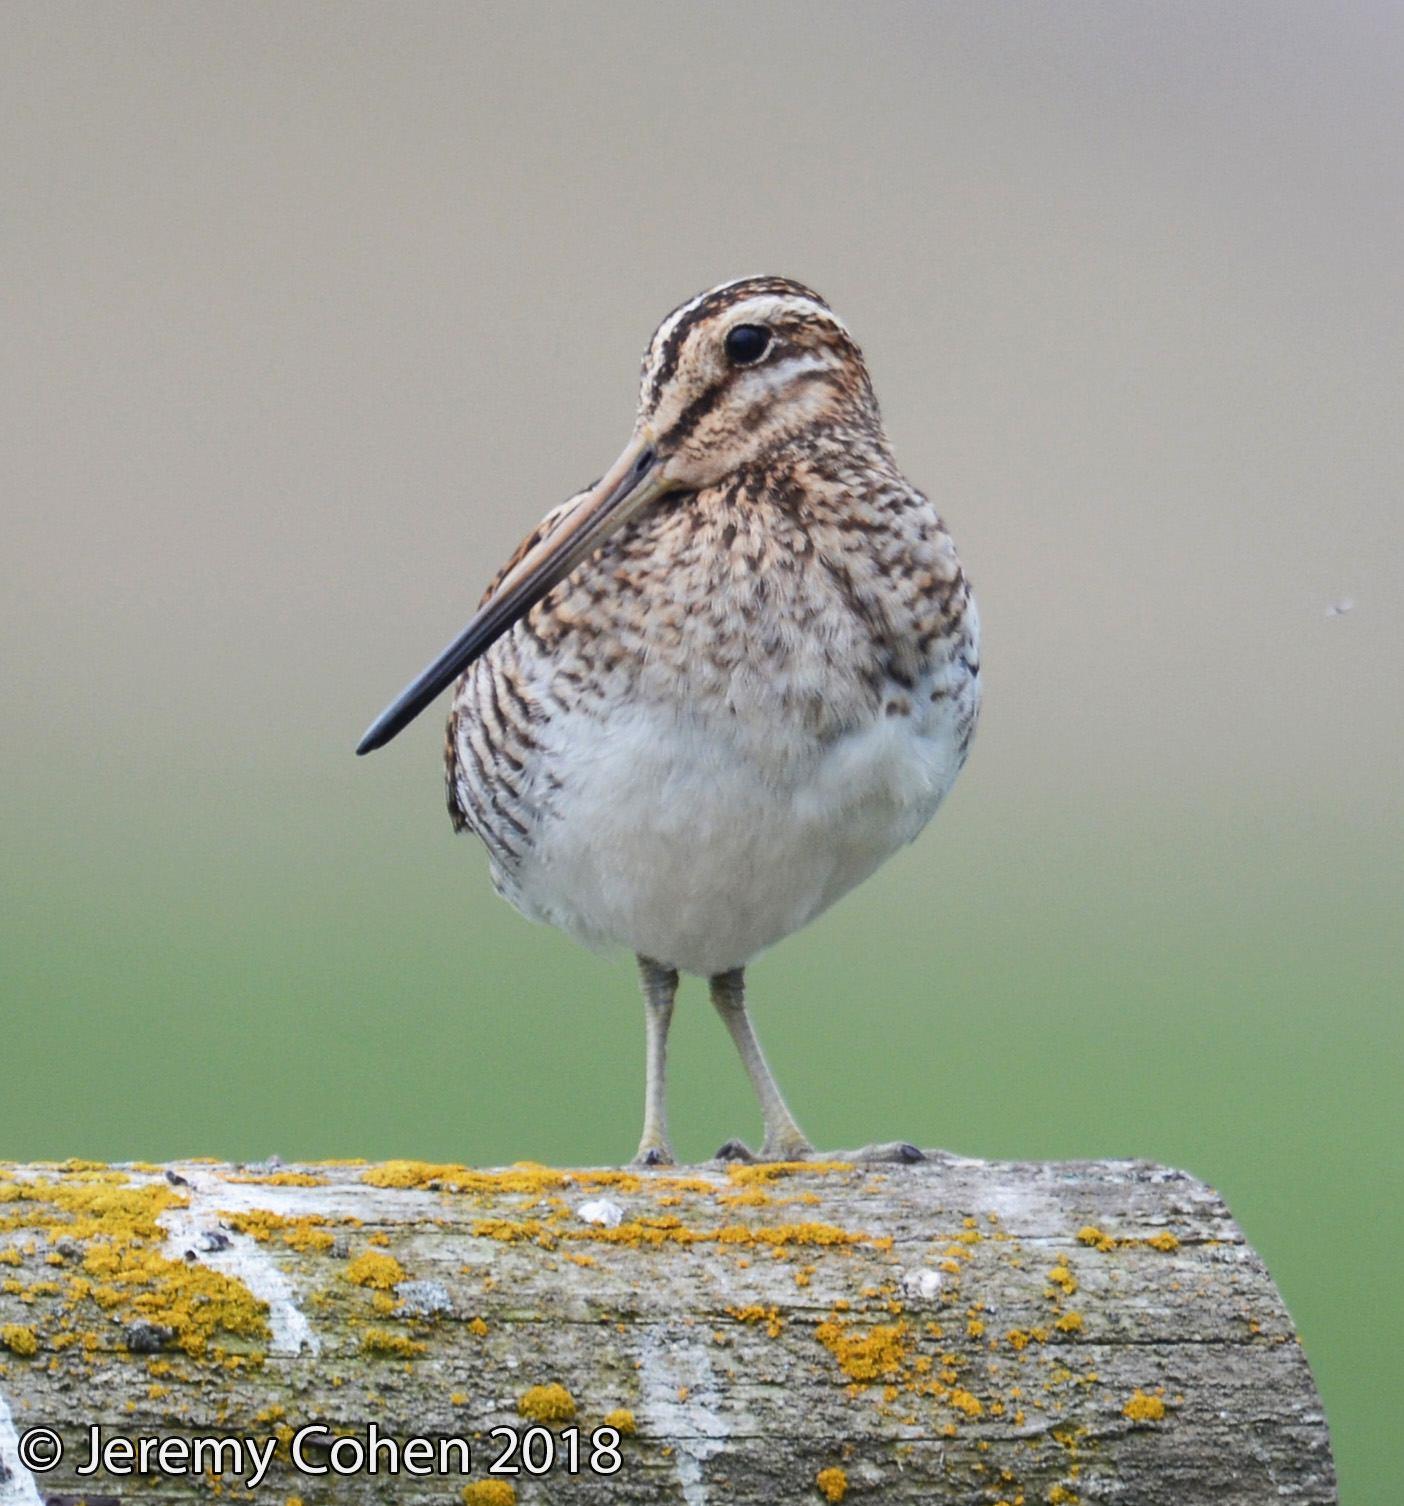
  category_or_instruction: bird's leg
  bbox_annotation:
[632,956,679,1167]
[709,968,813,1162]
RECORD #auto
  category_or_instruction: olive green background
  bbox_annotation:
[3,3,1400,1499]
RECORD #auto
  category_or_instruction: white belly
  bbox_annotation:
[504,683,973,977]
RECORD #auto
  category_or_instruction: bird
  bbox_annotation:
[357,276,980,1166]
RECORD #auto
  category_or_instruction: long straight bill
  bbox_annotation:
[356,438,662,754]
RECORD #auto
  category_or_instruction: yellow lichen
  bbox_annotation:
[345,1251,407,1290]
[726,1304,784,1338]
[1123,1388,1167,1423]
[1144,1231,1179,1253]
[81,1242,269,1356]
[284,1225,337,1254]
[948,1387,983,1417]
[360,1158,887,1261]
[579,1218,874,1251]
[473,1216,552,1245]
[1,1174,182,1244]
[1047,1262,1078,1296]
[465,1206,885,1255]
[462,1483,517,1506]
[366,1161,655,1197]
[360,1327,426,1358]
[1054,1312,1084,1333]
[1047,1487,1078,1504]
[1076,1226,1116,1252]
[0,1169,272,1357]
[224,1210,338,1254]
[726,1160,849,1186]
[816,1465,849,1501]
[0,1324,39,1358]
[815,1317,911,1384]
[718,1187,775,1208]
[602,1407,636,1435]
[517,1382,576,1423]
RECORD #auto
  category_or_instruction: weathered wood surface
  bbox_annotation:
[0,1155,1335,1505]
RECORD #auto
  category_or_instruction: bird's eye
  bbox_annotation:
[724,324,771,365]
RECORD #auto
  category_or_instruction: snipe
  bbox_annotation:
[359,277,980,1165]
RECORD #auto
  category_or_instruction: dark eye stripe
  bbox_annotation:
[657,370,738,450]
[658,362,840,452]
[644,277,829,403]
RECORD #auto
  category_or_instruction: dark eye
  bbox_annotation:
[724,324,771,365]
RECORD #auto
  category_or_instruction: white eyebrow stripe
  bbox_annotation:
[640,278,757,392]
[640,279,847,402]
[747,350,840,396]
[723,294,851,339]
[652,284,724,347]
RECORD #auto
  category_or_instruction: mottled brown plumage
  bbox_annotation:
[364,277,980,1165]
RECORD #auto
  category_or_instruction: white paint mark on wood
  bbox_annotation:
[0,1388,45,1506]
[638,1324,730,1506]
[154,1171,320,1356]
[196,1177,365,1220]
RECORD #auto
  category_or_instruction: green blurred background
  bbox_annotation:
[3,2,1400,1498]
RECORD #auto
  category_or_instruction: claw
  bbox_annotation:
[631,1144,675,1168]
[832,1141,928,1165]
[713,1138,755,1162]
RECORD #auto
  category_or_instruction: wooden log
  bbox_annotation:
[0,1155,1335,1505]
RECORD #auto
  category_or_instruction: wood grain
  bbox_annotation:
[0,1155,1337,1504]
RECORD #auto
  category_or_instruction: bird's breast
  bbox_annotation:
[447,476,980,972]
[527,488,970,738]
[501,648,976,974]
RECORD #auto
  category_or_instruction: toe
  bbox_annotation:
[757,1138,814,1163]
[713,1138,755,1162]
[631,1144,675,1168]
[833,1142,928,1165]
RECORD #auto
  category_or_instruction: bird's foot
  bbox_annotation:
[711,1135,814,1164]
[826,1141,928,1165]
[761,1133,814,1162]
[630,1141,676,1168]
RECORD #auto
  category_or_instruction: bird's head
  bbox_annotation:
[634,275,883,488]
[357,276,881,754]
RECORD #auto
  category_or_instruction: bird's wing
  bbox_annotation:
[474,486,595,609]
[445,486,596,840]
